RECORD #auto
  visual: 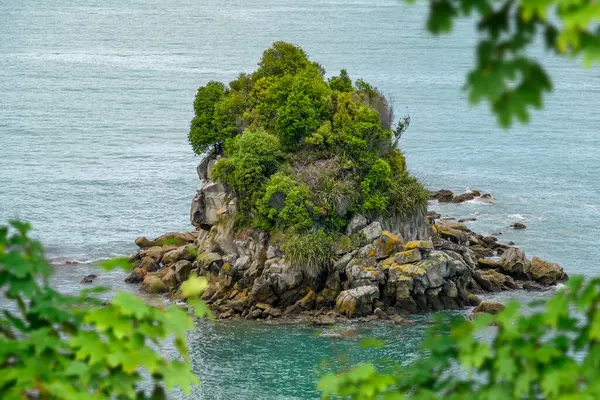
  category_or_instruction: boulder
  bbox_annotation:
[141,275,167,293]
[526,257,567,286]
[375,231,404,259]
[191,181,229,228]
[430,189,454,203]
[384,266,417,312]
[249,277,275,303]
[452,190,480,204]
[346,265,386,288]
[141,245,177,263]
[393,249,422,264]
[161,268,178,290]
[173,260,194,282]
[472,269,517,292]
[403,240,433,251]
[434,221,468,245]
[360,222,383,243]
[373,307,390,320]
[136,232,198,249]
[477,258,499,269]
[162,244,197,266]
[80,274,97,284]
[335,286,380,318]
[125,267,146,284]
[267,263,303,295]
[333,251,356,272]
[473,301,505,315]
[511,222,527,230]
[347,214,368,235]
[498,247,529,278]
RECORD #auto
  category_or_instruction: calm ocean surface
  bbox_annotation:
[1,0,599,398]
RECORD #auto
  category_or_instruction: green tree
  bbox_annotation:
[0,221,210,399]
[189,81,227,154]
[329,69,354,92]
[254,41,310,79]
[211,128,284,214]
[415,0,600,127]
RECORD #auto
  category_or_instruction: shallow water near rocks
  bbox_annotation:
[1,0,599,398]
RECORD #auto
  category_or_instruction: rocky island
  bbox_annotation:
[126,42,567,323]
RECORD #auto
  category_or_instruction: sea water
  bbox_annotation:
[1,0,599,398]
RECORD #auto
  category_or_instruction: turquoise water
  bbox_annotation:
[1,0,599,398]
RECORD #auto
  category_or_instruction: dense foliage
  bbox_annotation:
[319,275,600,399]
[0,221,208,399]
[189,42,428,272]
[416,0,600,127]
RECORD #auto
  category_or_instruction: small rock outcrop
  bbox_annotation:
[126,164,567,324]
[429,189,495,204]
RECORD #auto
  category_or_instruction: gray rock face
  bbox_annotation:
[499,247,529,278]
[347,214,368,235]
[360,222,383,243]
[190,181,229,228]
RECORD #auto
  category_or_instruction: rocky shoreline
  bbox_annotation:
[124,158,568,325]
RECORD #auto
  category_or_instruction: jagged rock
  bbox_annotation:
[347,265,386,288]
[442,280,458,298]
[511,222,527,229]
[162,268,178,290]
[373,307,390,320]
[468,294,482,306]
[477,258,499,269]
[191,181,229,228]
[266,245,281,259]
[403,240,434,251]
[375,231,404,259]
[162,244,197,266]
[473,269,517,292]
[136,232,198,249]
[141,275,167,293]
[197,251,223,268]
[392,248,422,264]
[135,236,154,248]
[360,222,383,243]
[430,189,454,203]
[473,301,505,315]
[233,255,251,271]
[267,262,303,295]
[333,251,356,272]
[125,267,146,284]
[384,265,417,312]
[173,260,193,282]
[141,245,177,263]
[249,277,275,303]
[347,214,368,235]
[80,274,97,284]
[452,190,480,203]
[296,290,316,310]
[335,286,380,318]
[498,247,529,278]
[526,257,567,286]
[458,218,477,223]
[434,221,468,245]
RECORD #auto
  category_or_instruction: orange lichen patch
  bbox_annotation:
[376,231,404,259]
[403,240,433,251]
[393,249,422,264]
